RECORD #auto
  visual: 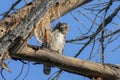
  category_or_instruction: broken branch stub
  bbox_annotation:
[0,0,65,60]
[0,0,92,60]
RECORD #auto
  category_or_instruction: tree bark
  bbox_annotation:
[10,44,120,80]
[0,0,120,80]
[0,0,92,59]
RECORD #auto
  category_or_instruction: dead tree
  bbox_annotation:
[0,0,120,80]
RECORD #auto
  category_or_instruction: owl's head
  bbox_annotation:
[55,22,69,35]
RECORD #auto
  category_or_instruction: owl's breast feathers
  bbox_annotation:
[48,30,65,54]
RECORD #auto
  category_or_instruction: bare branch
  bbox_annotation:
[74,5,120,57]
[0,0,92,60]
[14,63,24,80]
[10,45,120,80]
[22,62,30,80]
[1,69,6,80]
[2,0,22,19]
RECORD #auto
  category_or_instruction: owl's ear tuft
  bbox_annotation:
[53,22,61,30]
[57,22,62,25]
[56,22,62,27]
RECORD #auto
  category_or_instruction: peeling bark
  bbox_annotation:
[2,0,120,80]
[0,0,42,37]
[0,0,92,59]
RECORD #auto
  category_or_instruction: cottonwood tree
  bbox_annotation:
[0,0,120,80]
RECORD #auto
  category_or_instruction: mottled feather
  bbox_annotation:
[43,22,69,75]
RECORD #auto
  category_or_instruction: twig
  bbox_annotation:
[66,36,89,43]
[70,12,88,34]
[3,0,22,18]
[88,38,95,60]
[22,62,30,80]
[48,70,63,80]
[100,0,113,63]
[77,10,99,26]
[74,5,120,58]
[14,63,24,80]
[1,68,6,80]
[111,44,120,52]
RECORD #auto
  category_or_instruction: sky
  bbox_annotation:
[0,0,120,80]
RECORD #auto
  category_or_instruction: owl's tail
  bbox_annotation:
[43,65,51,75]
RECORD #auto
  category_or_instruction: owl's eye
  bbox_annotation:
[0,30,4,32]
[64,26,67,29]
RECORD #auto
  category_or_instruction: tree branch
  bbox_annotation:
[10,44,120,80]
[2,0,22,18]
[0,0,92,60]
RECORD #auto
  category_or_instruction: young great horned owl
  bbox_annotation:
[43,22,69,75]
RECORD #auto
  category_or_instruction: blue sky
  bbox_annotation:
[0,0,120,80]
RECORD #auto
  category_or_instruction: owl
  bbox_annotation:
[43,22,69,75]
